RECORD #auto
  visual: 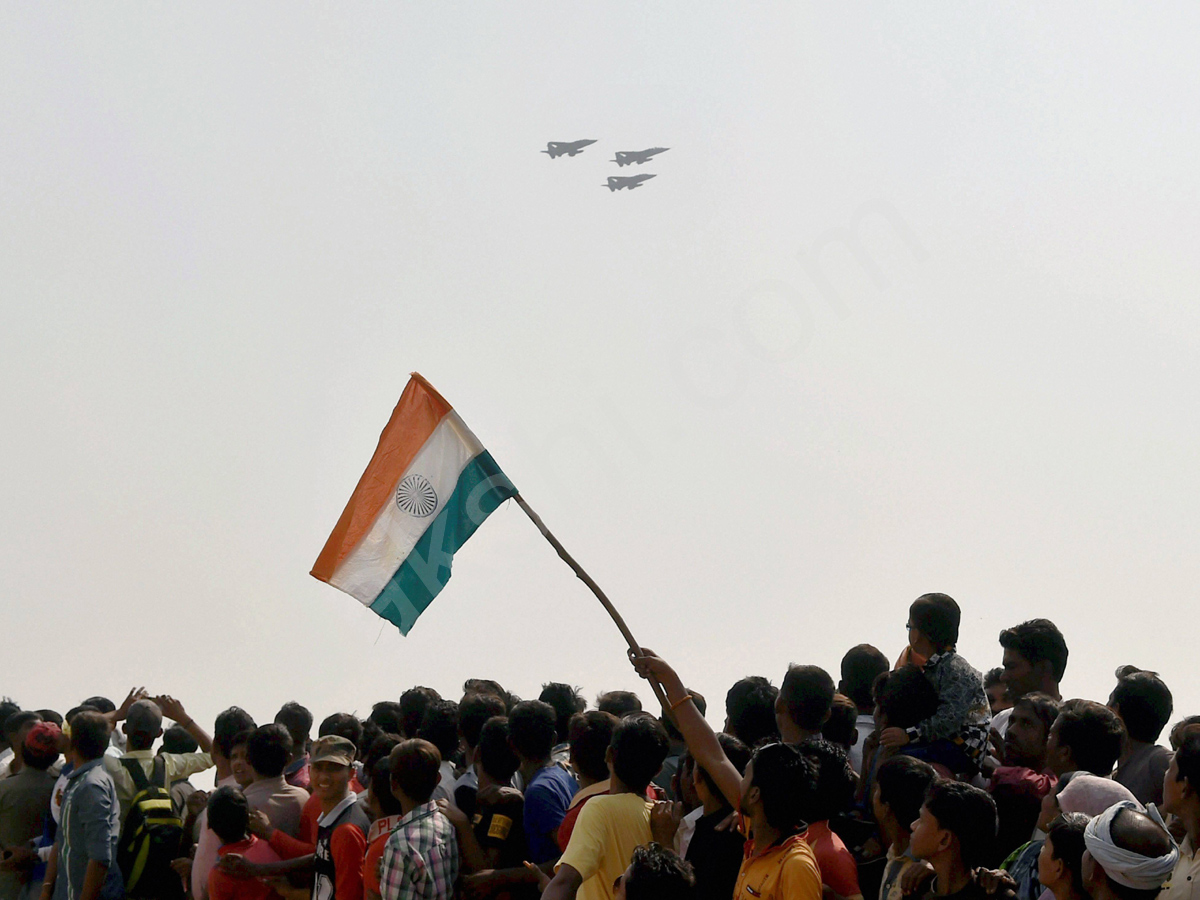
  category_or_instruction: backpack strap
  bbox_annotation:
[120,758,152,794]
[151,756,168,789]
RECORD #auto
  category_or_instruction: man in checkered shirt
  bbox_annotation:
[379,739,460,900]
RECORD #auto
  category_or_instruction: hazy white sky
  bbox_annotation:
[3,4,1199,741]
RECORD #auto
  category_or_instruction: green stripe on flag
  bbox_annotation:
[368,451,516,634]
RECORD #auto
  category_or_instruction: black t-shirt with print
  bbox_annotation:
[473,792,529,870]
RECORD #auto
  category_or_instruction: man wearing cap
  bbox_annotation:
[0,722,61,898]
[102,696,214,817]
[1082,801,1178,900]
[242,735,370,900]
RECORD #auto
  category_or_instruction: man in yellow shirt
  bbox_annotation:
[632,649,823,900]
[541,714,670,900]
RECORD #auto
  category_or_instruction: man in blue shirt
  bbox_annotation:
[509,700,577,864]
[42,712,124,900]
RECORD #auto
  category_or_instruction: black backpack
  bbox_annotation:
[117,757,186,899]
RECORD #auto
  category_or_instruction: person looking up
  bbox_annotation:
[777,665,836,745]
[1110,668,1174,808]
[1082,803,1177,900]
[274,702,313,790]
[541,713,671,900]
[510,700,578,865]
[724,676,780,749]
[1159,731,1200,900]
[399,687,441,739]
[631,649,822,900]
[880,594,991,777]
[1037,813,1090,900]
[416,701,460,808]
[986,670,1013,718]
[657,690,706,798]
[840,645,891,773]
[1045,700,1126,778]
[994,620,1068,735]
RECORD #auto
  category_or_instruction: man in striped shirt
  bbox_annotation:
[379,740,459,900]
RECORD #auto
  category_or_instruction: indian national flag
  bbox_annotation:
[311,373,517,634]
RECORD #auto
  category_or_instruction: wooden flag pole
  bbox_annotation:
[512,493,673,715]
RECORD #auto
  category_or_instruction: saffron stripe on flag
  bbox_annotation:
[368,450,516,634]
[311,375,451,583]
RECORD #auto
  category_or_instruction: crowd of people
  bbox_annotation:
[1,592,1196,900]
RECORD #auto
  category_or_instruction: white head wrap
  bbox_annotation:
[1083,801,1179,891]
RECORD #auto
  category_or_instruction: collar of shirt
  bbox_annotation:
[317,791,358,827]
[743,830,806,861]
[121,749,156,761]
[283,755,309,776]
[567,779,610,810]
[68,758,104,780]
[218,837,258,857]
[245,776,290,798]
[397,800,439,830]
[368,814,404,843]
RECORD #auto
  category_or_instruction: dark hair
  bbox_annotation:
[363,733,401,787]
[876,755,938,830]
[369,756,405,817]
[779,665,835,731]
[923,781,997,867]
[822,695,858,748]
[909,593,960,648]
[70,711,110,761]
[460,693,507,749]
[597,691,642,718]
[478,717,520,784]
[984,667,1005,689]
[3,710,42,742]
[0,699,20,741]
[1174,732,1200,788]
[162,725,199,755]
[1046,812,1090,896]
[1014,693,1061,737]
[274,702,312,749]
[796,738,856,822]
[1110,670,1173,744]
[214,707,257,759]
[247,724,293,778]
[877,666,939,730]
[36,709,64,728]
[624,842,696,900]
[81,696,116,714]
[539,683,586,744]
[725,677,780,748]
[359,719,383,765]
[697,733,751,802]
[610,713,670,793]
[463,679,511,711]
[568,710,620,783]
[750,742,817,832]
[417,701,460,761]
[400,687,442,738]
[999,619,1069,683]
[508,700,558,761]
[65,705,99,725]
[1054,700,1125,776]
[207,786,250,845]
[320,713,364,751]
[369,702,404,736]
[389,739,441,804]
[662,690,706,742]
[840,645,890,710]
[1170,717,1200,752]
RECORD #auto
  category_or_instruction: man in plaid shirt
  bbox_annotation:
[379,739,460,900]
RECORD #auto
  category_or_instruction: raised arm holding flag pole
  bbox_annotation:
[311,372,670,710]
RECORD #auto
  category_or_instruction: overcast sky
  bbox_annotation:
[3,4,1199,744]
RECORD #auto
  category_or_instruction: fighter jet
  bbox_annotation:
[542,140,598,158]
[612,147,669,167]
[605,174,656,192]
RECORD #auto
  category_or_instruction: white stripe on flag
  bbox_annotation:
[330,412,483,603]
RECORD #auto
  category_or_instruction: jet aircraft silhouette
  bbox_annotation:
[542,140,598,158]
[605,174,656,192]
[612,147,669,166]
